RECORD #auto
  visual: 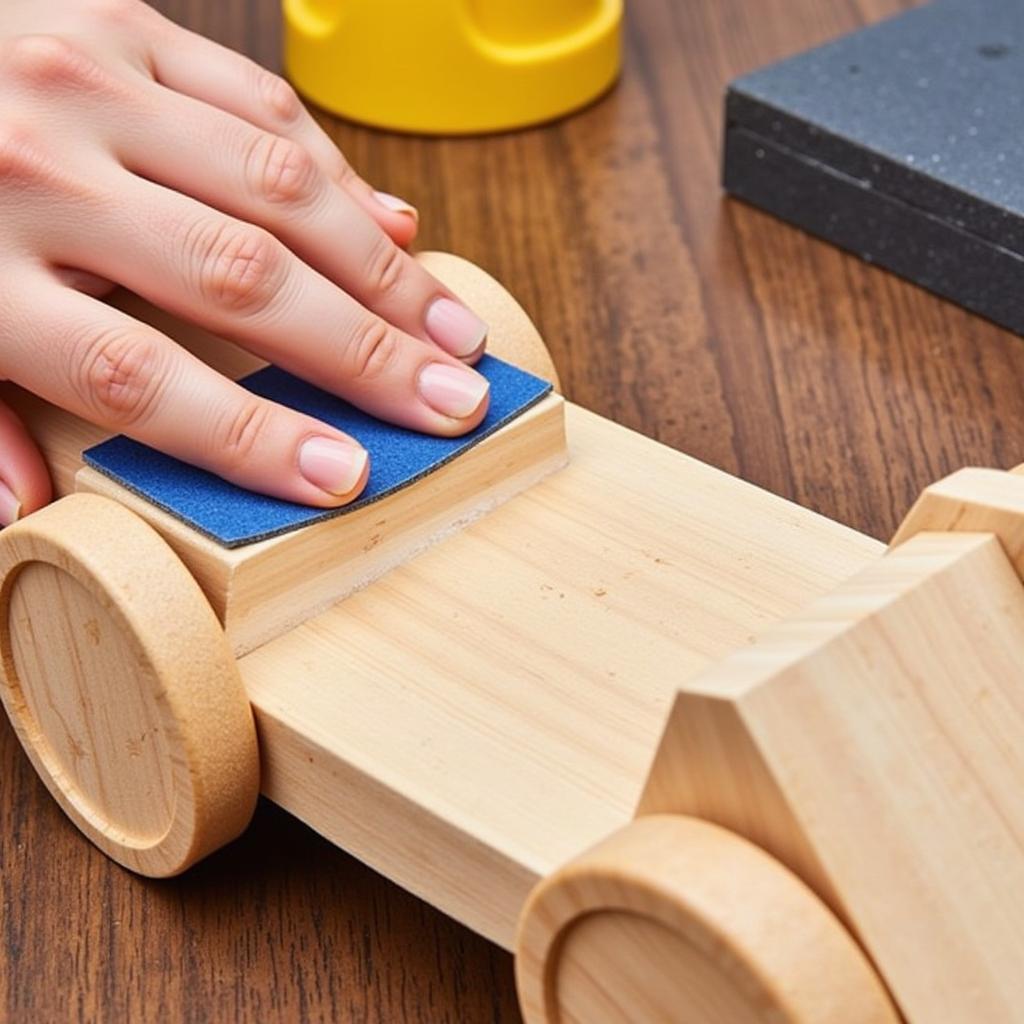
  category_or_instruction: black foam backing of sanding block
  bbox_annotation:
[723,0,1024,334]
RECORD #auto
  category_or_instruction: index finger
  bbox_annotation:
[3,276,370,507]
[60,177,492,437]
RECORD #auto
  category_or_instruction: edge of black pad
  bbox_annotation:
[723,124,1024,335]
[725,87,1024,261]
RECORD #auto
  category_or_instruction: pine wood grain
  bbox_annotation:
[640,530,1024,1021]
[515,815,898,1024]
[240,400,878,951]
[0,496,259,877]
[76,392,567,655]
[12,0,1024,1020]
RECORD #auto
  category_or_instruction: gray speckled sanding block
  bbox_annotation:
[724,0,1024,333]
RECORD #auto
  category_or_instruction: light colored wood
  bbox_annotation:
[6,253,567,656]
[0,494,259,876]
[2,245,937,1015]
[2,248,878,940]
[638,531,1024,1022]
[238,400,881,948]
[892,465,1024,565]
[77,392,567,655]
[515,814,898,1024]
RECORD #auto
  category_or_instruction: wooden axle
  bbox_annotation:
[0,254,1021,1022]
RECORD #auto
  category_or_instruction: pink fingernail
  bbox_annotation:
[373,191,419,222]
[0,478,21,527]
[418,363,490,419]
[425,297,488,359]
[298,438,368,497]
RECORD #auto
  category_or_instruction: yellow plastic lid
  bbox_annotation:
[283,0,623,134]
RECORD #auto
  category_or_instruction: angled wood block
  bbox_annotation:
[638,530,1024,1023]
[893,465,1024,567]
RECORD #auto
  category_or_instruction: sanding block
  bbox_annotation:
[723,0,1024,334]
[84,355,552,548]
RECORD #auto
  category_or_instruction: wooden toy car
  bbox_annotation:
[1,253,1021,1023]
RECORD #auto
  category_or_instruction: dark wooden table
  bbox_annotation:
[5,0,1022,1020]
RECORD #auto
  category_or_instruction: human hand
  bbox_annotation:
[0,0,492,526]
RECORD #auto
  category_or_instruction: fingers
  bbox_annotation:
[1,274,370,507]
[140,16,418,246]
[59,175,490,436]
[0,398,52,524]
[53,266,115,298]
[112,81,487,363]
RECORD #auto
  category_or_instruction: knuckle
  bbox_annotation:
[363,235,405,301]
[0,127,95,200]
[86,0,160,33]
[6,35,108,92]
[255,68,303,125]
[190,221,285,316]
[0,126,49,185]
[76,329,164,428]
[343,319,401,384]
[210,399,272,472]
[248,133,318,207]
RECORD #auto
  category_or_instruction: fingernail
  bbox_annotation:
[425,297,488,359]
[373,190,419,222]
[0,478,21,527]
[298,438,368,497]
[418,363,490,419]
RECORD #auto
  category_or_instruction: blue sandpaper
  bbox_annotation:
[83,355,552,549]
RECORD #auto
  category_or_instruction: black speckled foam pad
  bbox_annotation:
[723,0,1024,333]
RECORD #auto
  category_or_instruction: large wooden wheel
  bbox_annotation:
[0,494,259,877]
[516,815,899,1024]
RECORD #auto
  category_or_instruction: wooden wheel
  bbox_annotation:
[515,815,899,1024]
[0,494,259,877]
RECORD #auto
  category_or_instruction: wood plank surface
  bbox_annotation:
[12,0,1024,1021]
[240,402,877,951]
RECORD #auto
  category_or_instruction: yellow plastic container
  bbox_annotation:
[282,0,623,135]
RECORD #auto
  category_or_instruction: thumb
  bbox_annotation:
[0,398,53,527]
